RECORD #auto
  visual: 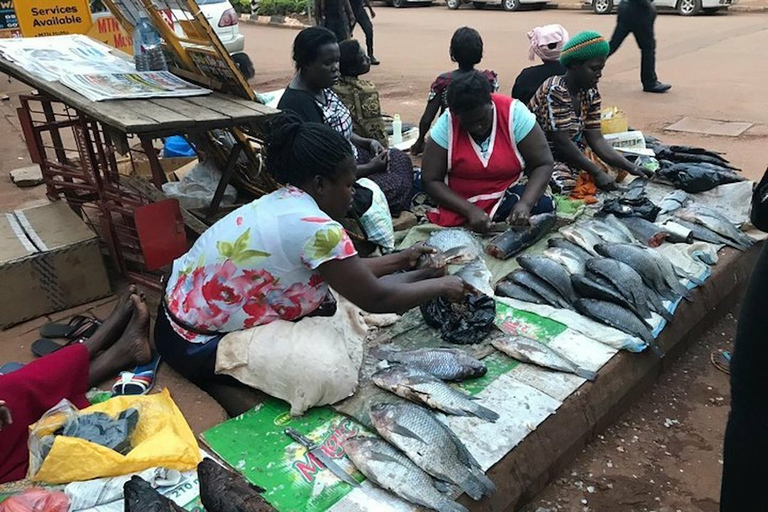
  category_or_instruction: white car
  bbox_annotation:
[447,0,549,11]
[588,0,736,16]
[173,0,245,54]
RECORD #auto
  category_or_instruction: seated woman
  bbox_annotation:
[278,26,414,215]
[421,71,555,233]
[0,289,151,483]
[411,27,499,156]
[155,116,464,414]
[512,24,569,105]
[334,39,387,148]
[528,30,650,193]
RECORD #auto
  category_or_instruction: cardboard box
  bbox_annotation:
[117,156,197,182]
[1,202,111,329]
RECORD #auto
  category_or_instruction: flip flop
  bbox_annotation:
[111,354,161,396]
[31,318,101,357]
[39,315,100,339]
[711,349,731,375]
[0,362,23,375]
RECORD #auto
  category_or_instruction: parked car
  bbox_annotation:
[447,0,548,11]
[173,0,245,54]
[588,0,735,16]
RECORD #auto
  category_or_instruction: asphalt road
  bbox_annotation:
[241,8,768,178]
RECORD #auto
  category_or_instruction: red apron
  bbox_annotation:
[427,94,525,227]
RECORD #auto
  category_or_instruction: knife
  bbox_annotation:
[284,428,359,487]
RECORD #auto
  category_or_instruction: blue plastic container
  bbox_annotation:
[163,136,196,158]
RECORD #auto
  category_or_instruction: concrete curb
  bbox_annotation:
[239,13,310,30]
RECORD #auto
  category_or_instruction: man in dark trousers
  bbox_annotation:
[608,0,671,93]
[350,0,379,65]
[315,0,354,43]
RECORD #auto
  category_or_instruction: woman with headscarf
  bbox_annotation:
[511,24,569,105]
[528,31,650,194]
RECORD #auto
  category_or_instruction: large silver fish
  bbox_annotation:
[424,229,483,263]
[571,273,649,323]
[505,269,572,310]
[371,365,499,422]
[672,218,747,250]
[517,255,579,303]
[594,243,687,300]
[575,298,662,357]
[603,214,637,242]
[456,257,494,296]
[492,335,597,381]
[560,225,604,256]
[344,436,468,512]
[368,402,495,501]
[370,346,487,381]
[675,206,754,249]
[543,247,587,275]
[582,219,634,244]
[585,258,668,321]
[495,280,549,305]
[547,237,594,262]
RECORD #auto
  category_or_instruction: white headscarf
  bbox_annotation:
[528,24,570,62]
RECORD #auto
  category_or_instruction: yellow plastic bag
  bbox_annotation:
[601,106,629,135]
[28,389,201,484]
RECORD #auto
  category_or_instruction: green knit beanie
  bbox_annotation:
[560,31,610,68]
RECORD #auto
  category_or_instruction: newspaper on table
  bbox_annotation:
[0,34,210,101]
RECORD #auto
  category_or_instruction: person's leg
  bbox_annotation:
[608,4,632,56]
[632,9,659,88]
[355,8,375,60]
[365,148,414,215]
[83,286,137,355]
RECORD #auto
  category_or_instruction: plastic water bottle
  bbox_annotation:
[392,114,403,145]
[133,14,167,72]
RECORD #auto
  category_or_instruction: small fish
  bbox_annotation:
[517,254,579,303]
[675,206,754,250]
[505,269,572,310]
[344,436,469,512]
[372,365,499,422]
[571,274,650,325]
[495,280,549,305]
[575,299,662,357]
[368,402,495,501]
[456,257,494,296]
[547,238,594,262]
[544,247,587,275]
[560,225,604,256]
[425,229,483,262]
[485,212,557,260]
[370,346,487,381]
[657,190,689,216]
[492,335,597,381]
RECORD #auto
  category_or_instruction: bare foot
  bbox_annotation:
[84,285,138,355]
[117,294,153,367]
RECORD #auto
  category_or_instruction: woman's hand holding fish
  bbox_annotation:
[508,201,533,226]
[466,206,492,233]
[406,243,445,272]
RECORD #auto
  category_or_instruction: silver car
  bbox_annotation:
[588,0,736,16]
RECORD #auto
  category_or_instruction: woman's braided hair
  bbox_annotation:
[447,70,492,116]
[265,113,354,186]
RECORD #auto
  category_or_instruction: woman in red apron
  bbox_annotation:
[421,71,555,233]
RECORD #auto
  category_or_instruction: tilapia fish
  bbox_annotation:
[485,212,556,260]
[425,229,483,263]
[618,217,668,248]
[370,346,487,381]
[372,365,499,422]
[595,243,687,300]
[547,238,594,262]
[560,225,603,256]
[585,258,668,321]
[492,335,597,381]
[517,254,579,303]
[456,257,493,296]
[495,281,549,305]
[571,273,649,323]
[604,214,637,242]
[369,402,495,501]
[672,218,745,250]
[675,206,754,250]
[575,298,662,357]
[582,219,634,244]
[504,269,572,310]
[543,247,587,275]
[344,436,468,512]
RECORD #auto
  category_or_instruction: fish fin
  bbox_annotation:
[575,367,598,382]
[440,422,482,469]
[470,403,500,423]
[460,470,496,500]
[433,478,454,494]
[367,451,405,466]
[387,421,428,444]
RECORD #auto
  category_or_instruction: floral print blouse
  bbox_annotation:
[164,187,358,344]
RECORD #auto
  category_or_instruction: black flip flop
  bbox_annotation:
[31,318,100,357]
[39,315,100,339]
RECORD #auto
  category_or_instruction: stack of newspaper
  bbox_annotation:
[0,35,210,102]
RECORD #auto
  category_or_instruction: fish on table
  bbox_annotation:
[422,228,495,296]
[543,247,587,275]
[560,225,604,256]
[595,243,688,301]
[571,273,649,322]
[657,190,689,217]
[495,280,550,305]
[617,217,668,248]
[503,268,573,310]
[369,346,487,382]
[517,254,579,303]
[344,435,468,512]
[368,402,495,501]
[371,364,499,422]
[675,206,755,250]
[574,298,662,357]
[581,218,634,244]
[485,212,556,260]
[491,335,597,381]
[547,237,594,262]
[672,218,747,250]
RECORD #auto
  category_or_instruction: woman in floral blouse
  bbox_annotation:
[155,115,464,390]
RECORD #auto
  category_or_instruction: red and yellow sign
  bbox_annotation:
[88,12,132,53]
[15,0,92,37]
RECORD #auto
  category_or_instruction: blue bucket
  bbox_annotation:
[163,136,196,158]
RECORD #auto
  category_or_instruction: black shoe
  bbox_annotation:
[369,56,380,65]
[643,81,671,93]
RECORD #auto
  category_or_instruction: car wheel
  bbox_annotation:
[677,0,701,15]
[446,0,461,9]
[502,0,520,11]
[593,0,613,13]
[472,1,485,7]
[393,0,405,7]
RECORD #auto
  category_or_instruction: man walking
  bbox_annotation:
[608,0,671,93]
[315,0,354,43]
[350,0,379,65]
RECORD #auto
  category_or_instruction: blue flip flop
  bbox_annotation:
[111,354,161,396]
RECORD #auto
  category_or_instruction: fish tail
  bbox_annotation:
[439,500,469,512]
[469,468,497,497]
[575,367,598,382]
[648,338,665,358]
[470,403,500,422]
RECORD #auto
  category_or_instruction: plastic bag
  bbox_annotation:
[161,159,237,210]
[420,294,496,345]
[28,389,201,484]
[0,488,69,512]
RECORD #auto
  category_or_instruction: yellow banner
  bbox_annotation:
[15,0,93,37]
[87,12,132,53]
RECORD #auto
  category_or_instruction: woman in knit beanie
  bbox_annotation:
[528,30,650,194]
[511,24,569,105]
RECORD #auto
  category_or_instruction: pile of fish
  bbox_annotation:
[344,347,496,510]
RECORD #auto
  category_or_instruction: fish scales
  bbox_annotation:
[370,347,486,381]
[585,258,655,319]
[575,298,662,356]
[495,281,549,305]
[571,274,649,324]
[547,238,594,262]
[492,335,597,381]
[505,269,572,309]
[517,254,579,303]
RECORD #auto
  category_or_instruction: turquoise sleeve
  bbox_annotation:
[429,111,450,150]
[513,101,537,142]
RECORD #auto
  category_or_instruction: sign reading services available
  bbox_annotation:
[15,0,92,37]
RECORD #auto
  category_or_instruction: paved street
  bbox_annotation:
[243,8,768,179]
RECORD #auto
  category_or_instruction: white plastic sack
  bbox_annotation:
[215,294,367,416]
[161,160,237,210]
